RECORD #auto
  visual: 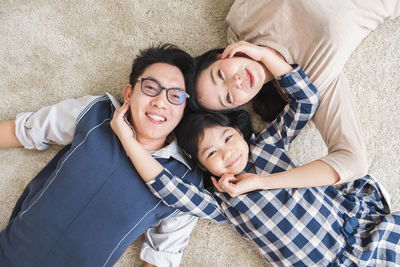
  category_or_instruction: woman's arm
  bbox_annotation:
[0,120,22,148]
[226,1,374,183]
[110,102,228,223]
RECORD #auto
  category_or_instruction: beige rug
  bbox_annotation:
[0,1,399,266]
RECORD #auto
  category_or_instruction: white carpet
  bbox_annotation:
[0,1,399,266]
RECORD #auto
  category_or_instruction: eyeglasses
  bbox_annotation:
[136,77,189,105]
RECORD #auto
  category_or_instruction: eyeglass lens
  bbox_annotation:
[141,79,186,105]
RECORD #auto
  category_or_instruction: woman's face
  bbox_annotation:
[197,126,249,177]
[196,57,267,110]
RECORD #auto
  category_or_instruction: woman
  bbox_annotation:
[191,0,400,187]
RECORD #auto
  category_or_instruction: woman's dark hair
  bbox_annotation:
[190,48,225,111]
[129,44,195,105]
[192,47,288,122]
[175,109,253,188]
[252,81,288,122]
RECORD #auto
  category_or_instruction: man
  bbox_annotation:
[0,44,202,266]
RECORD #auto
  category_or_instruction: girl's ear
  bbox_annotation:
[198,163,207,171]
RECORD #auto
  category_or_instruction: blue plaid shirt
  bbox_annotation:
[148,66,400,266]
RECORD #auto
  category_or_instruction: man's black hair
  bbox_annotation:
[129,44,195,107]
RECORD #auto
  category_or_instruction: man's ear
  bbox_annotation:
[123,84,133,102]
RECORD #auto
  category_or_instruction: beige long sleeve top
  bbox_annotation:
[226,0,400,183]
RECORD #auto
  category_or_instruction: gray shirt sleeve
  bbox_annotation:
[140,211,198,267]
[14,95,99,150]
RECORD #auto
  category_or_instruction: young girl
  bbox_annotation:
[111,63,400,266]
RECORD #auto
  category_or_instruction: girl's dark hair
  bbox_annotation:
[175,109,253,188]
[192,48,288,122]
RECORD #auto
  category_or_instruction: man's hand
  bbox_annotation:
[0,120,22,149]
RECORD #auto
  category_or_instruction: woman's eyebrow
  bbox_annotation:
[210,68,216,85]
[219,97,227,108]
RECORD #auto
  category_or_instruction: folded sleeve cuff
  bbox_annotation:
[15,112,49,150]
[140,242,183,267]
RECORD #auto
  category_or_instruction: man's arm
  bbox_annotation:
[141,212,198,267]
[10,95,98,150]
[0,120,22,149]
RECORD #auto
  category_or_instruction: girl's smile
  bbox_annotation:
[197,126,249,177]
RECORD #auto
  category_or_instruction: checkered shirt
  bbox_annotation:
[148,66,400,266]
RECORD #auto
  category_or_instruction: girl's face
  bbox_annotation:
[197,126,249,177]
[196,57,267,110]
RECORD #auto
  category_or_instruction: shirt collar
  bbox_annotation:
[106,93,192,170]
[152,138,192,170]
[107,92,121,109]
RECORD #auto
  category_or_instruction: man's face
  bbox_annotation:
[124,63,186,148]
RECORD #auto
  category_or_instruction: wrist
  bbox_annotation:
[255,174,268,190]
[258,174,274,190]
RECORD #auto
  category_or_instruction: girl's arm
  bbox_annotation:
[0,120,22,148]
[257,65,320,149]
[110,103,164,182]
[215,161,338,197]
[216,67,338,196]
[256,66,339,186]
[110,102,228,223]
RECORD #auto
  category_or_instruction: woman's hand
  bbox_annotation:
[222,40,293,78]
[110,101,135,143]
[211,173,262,197]
[221,40,270,61]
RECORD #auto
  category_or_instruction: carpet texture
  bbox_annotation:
[0,1,399,266]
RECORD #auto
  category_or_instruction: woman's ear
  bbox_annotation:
[235,127,244,137]
[123,84,133,102]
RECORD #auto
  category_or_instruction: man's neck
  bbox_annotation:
[136,136,166,151]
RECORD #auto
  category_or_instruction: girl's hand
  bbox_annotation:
[110,101,135,142]
[211,173,261,197]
